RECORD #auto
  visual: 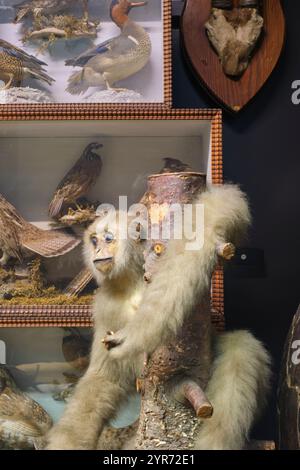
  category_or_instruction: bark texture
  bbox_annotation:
[135,172,212,450]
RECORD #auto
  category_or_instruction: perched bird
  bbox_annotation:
[49,143,103,219]
[0,39,54,90]
[0,193,80,266]
[159,158,193,174]
[14,0,90,24]
[0,365,52,450]
[66,0,151,95]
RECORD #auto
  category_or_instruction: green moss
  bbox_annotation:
[0,294,93,306]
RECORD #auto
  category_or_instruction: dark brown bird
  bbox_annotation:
[159,158,193,174]
[49,143,103,219]
[0,193,80,266]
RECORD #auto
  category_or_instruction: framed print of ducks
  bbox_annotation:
[0,0,171,115]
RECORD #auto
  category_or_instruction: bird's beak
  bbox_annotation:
[94,143,103,149]
[130,1,147,8]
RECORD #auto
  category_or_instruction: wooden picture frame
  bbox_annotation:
[0,108,224,329]
[0,0,172,119]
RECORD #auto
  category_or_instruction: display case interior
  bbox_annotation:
[0,0,165,104]
[0,112,224,449]
[0,327,141,449]
[0,114,221,327]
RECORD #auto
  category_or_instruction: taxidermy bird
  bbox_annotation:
[0,365,52,449]
[160,158,193,174]
[14,0,90,24]
[0,193,80,266]
[66,0,151,95]
[48,143,103,219]
[0,39,54,90]
[205,0,264,77]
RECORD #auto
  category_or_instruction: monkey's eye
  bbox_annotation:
[104,232,114,243]
[153,243,165,256]
[90,236,98,247]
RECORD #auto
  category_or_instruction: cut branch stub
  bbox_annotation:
[182,380,213,418]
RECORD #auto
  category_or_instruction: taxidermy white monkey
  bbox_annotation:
[45,184,271,450]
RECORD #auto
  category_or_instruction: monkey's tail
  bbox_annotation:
[66,70,89,95]
[195,330,272,450]
[24,67,55,86]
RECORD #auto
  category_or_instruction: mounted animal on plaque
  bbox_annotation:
[181,0,285,113]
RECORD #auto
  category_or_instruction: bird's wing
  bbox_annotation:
[54,160,85,191]
[0,196,24,261]
[0,390,49,438]
[21,227,81,258]
[0,40,47,67]
[0,217,22,261]
[66,34,138,67]
[65,37,114,67]
[49,161,91,217]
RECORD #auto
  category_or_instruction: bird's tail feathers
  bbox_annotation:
[48,197,64,219]
[14,8,29,24]
[66,70,89,95]
[195,330,272,450]
[24,67,55,86]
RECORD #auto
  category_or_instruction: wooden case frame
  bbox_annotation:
[0,108,223,328]
[0,0,172,119]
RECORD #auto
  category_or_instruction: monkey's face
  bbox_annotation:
[85,224,118,277]
[84,212,131,284]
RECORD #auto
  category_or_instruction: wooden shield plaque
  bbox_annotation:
[181,0,286,113]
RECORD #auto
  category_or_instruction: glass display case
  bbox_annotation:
[0,0,171,107]
[0,108,224,449]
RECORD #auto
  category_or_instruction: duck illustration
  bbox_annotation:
[66,0,151,95]
[0,365,52,449]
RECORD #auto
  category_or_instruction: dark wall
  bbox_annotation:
[172,1,300,441]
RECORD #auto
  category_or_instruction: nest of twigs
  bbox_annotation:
[59,205,97,226]
[22,14,100,52]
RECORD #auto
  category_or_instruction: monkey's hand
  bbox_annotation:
[102,328,138,359]
[102,330,126,351]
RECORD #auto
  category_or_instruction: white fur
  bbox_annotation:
[45,184,264,451]
[109,184,251,359]
[195,330,272,450]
